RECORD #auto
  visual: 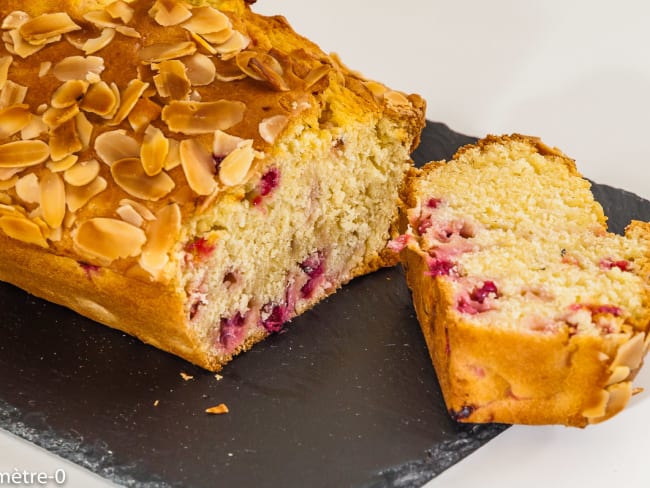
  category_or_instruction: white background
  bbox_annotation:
[2,1,650,487]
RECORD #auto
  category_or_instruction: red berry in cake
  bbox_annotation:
[600,258,631,272]
[261,302,288,333]
[184,237,216,260]
[427,197,442,209]
[299,251,325,299]
[79,261,100,279]
[470,280,499,303]
[219,312,246,347]
[425,258,456,277]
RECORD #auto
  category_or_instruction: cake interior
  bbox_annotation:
[177,112,412,364]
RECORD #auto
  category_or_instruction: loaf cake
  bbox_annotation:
[396,135,650,426]
[0,0,425,370]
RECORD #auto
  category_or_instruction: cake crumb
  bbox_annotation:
[633,387,644,395]
[205,403,229,415]
[215,374,223,381]
[180,372,194,381]
[153,400,159,407]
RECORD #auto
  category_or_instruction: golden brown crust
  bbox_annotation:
[400,134,650,426]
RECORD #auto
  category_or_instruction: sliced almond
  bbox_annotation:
[140,202,181,276]
[181,6,231,35]
[105,1,135,24]
[141,125,169,176]
[119,198,156,221]
[38,61,51,77]
[219,142,255,187]
[179,139,217,195]
[606,365,631,386]
[42,104,80,129]
[5,29,45,58]
[82,28,116,55]
[303,64,331,89]
[201,28,234,45]
[75,112,93,149]
[19,13,80,43]
[213,130,245,157]
[52,55,105,82]
[235,51,282,82]
[21,114,47,140]
[109,79,150,126]
[111,157,175,201]
[39,170,66,229]
[66,176,107,212]
[15,173,40,204]
[363,80,388,99]
[163,138,181,171]
[0,140,49,168]
[581,389,609,419]
[384,90,410,107]
[0,104,31,139]
[182,53,216,86]
[51,80,89,109]
[74,217,146,262]
[64,159,100,186]
[215,31,250,60]
[138,42,196,64]
[148,0,192,26]
[116,203,144,227]
[152,60,190,100]
[46,154,78,172]
[49,118,83,161]
[187,32,217,55]
[611,333,645,371]
[81,80,119,118]
[0,80,28,108]
[94,129,140,166]
[162,100,245,135]
[259,114,288,144]
[0,167,23,182]
[0,56,12,90]
[1,11,30,30]
[114,25,141,39]
[0,215,48,248]
[128,97,162,133]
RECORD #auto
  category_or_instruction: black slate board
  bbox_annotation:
[1,121,648,488]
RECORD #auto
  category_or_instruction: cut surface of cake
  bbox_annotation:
[0,0,425,370]
[398,134,650,426]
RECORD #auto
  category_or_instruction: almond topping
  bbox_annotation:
[1,11,30,30]
[43,104,80,129]
[0,140,49,168]
[179,139,217,195]
[21,115,47,140]
[148,0,192,26]
[0,215,48,248]
[105,1,135,24]
[52,55,105,82]
[141,125,169,176]
[0,177,17,191]
[15,173,40,204]
[75,112,93,149]
[74,217,146,262]
[181,6,231,35]
[128,97,162,133]
[38,61,51,77]
[109,79,150,126]
[111,157,175,201]
[19,13,81,43]
[219,141,256,187]
[4,29,43,58]
[213,130,245,157]
[611,333,645,371]
[0,104,31,139]
[0,80,28,108]
[606,365,631,386]
[117,203,144,227]
[51,80,89,109]
[81,81,119,118]
[39,170,66,229]
[363,81,388,99]
[384,90,411,107]
[303,64,331,89]
[201,29,234,46]
[216,31,250,60]
[66,176,107,212]
[138,42,196,64]
[46,154,78,173]
[153,60,191,100]
[64,159,100,186]
[82,28,116,55]
[0,167,23,182]
[182,53,216,86]
[187,32,217,55]
[163,138,181,171]
[0,56,12,90]
[162,100,245,135]
[259,115,289,144]
[49,118,83,161]
[119,198,156,221]
[140,202,181,276]
[94,129,139,166]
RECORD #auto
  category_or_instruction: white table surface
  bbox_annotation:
[2,1,650,487]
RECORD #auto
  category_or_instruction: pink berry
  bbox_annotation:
[470,281,499,304]
[426,258,455,277]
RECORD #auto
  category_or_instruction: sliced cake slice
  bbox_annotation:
[398,134,650,426]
